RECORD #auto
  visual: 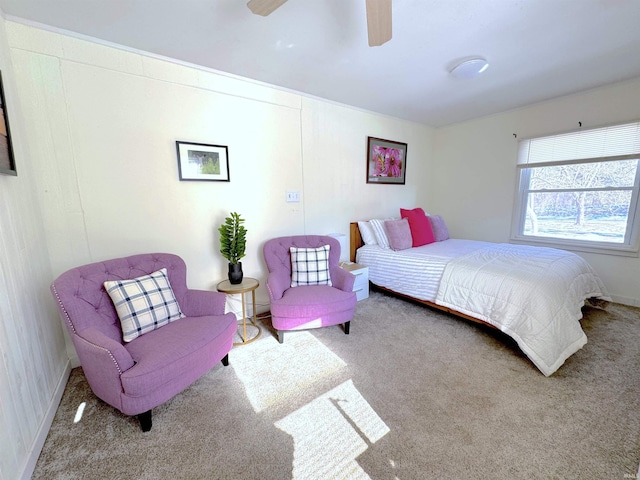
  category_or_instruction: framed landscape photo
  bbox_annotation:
[0,71,16,176]
[176,141,229,182]
[366,136,407,185]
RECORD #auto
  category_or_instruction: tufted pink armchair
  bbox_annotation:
[263,235,357,343]
[50,253,237,431]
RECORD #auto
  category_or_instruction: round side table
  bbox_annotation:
[216,277,261,346]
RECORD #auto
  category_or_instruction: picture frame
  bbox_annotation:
[0,71,16,176]
[366,136,407,185]
[176,141,229,182]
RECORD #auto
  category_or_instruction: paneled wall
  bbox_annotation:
[7,22,434,306]
[3,19,434,478]
[301,97,434,233]
[0,15,68,480]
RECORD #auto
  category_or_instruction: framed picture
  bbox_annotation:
[366,136,407,185]
[176,141,229,182]
[0,71,16,176]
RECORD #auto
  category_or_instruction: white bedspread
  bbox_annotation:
[435,243,610,376]
[356,239,610,376]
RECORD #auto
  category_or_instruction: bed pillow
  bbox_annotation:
[384,218,413,251]
[104,268,185,343]
[400,207,436,247]
[357,221,378,245]
[429,215,450,241]
[290,245,332,287]
[369,218,392,249]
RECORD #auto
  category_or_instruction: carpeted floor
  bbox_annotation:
[32,291,640,479]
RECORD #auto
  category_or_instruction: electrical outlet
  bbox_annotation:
[286,191,300,203]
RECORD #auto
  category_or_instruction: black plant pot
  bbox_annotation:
[228,262,243,284]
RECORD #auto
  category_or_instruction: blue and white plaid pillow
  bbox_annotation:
[290,245,332,287]
[104,268,185,342]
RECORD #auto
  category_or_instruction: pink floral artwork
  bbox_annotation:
[372,146,403,177]
[367,137,407,184]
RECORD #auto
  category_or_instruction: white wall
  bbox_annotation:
[432,78,640,306]
[301,97,434,235]
[7,22,434,306]
[8,24,305,308]
[11,15,638,479]
[0,13,69,480]
[4,20,435,477]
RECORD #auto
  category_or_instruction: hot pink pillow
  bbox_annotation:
[400,208,435,247]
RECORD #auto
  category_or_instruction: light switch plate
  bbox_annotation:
[286,191,300,202]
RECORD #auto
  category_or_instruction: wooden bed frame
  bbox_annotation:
[349,222,497,330]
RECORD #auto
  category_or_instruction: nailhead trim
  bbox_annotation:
[51,283,77,335]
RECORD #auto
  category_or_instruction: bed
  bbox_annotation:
[349,222,611,376]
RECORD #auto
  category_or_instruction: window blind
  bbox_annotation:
[517,121,640,165]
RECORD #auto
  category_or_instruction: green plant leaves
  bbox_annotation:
[218,211,247,264]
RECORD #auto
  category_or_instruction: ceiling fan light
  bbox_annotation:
[450,58,489,79]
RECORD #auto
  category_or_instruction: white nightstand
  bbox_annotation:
[340,263,369,301]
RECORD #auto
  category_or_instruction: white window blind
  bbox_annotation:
[511,120,640,255]
[517,121,640,166]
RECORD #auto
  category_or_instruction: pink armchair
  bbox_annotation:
[263,235,357,343]
[50,253,237,431]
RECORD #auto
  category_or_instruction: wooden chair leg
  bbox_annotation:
[277,330,284,344]
[138,410,152,432]
[344,321,350,335]
[221,354,229,366]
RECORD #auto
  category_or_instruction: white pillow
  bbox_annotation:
[357,221,378,245]
[369,218,392,249]
[104,268,185,342]
[290,245,332,287]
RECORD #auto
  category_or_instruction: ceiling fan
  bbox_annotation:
[246,0,392,47]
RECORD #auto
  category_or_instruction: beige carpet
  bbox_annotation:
[32,291,640,479]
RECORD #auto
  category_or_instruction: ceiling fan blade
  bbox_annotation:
[366,0,392,47]
[247,0,288,16]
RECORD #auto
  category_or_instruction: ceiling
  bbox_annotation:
[1,0,640,127]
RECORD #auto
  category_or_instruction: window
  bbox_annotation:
[511,121,640,255]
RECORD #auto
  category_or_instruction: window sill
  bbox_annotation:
[509,235,639,257]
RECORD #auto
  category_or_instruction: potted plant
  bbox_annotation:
[218,212,247,284]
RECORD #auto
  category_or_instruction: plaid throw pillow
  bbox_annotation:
[104,268,185,342]
[290,245,332,287]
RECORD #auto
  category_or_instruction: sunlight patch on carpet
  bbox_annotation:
[275,379,390,480]
[230,331,346,412]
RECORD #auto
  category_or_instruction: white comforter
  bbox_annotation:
[356,240,610,376]
[434,243,610,376]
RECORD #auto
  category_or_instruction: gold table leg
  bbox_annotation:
[233,289,261,346]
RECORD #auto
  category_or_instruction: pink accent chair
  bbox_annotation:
[50,253,237,431]
[263,235,357,343]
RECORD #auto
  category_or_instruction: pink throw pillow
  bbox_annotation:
[429,215,450,241]
[384,218,413,251]
[400,207,435,247]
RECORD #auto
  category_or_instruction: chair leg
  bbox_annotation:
[221,354,229,366]
[277,330,284,344]
[138,410,152,432]
[344,321,350,335]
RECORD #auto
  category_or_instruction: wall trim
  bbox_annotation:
[20,360,71,480]
[610,295,640,308]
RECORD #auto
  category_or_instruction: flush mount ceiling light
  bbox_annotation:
[450,57,489,79]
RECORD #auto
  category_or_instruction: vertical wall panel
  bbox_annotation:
[0,14,69,480]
